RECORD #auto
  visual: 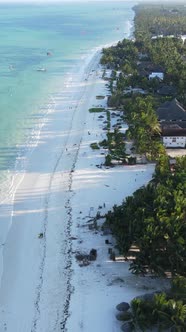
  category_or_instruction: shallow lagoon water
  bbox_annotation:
[0,1,135,199]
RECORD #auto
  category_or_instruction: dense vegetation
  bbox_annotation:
[91,128,126,165]
[100,4,186,329]
[102,4,186,276]
[103,129,126,165]
[101,6,186,274]
[134,4,186,104]
[124,96,165,159]
[101,39,138,72]
[105,155,186,277]
[101,4,186,105]
[131,277,186,331]
[134,3,186,39]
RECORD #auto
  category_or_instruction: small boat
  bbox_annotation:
[9,64,15,70]
[36,67,46,72]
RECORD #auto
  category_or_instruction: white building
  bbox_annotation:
[162,127,186,148]
[149,72,164,80]
[156,99,186,148]
[181,35,186,43]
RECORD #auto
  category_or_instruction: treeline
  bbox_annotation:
[102,36,186,102]
[100,3,186,160]
[105,155,186,276]
[105,155,186,330]
[101,39,138,72]
[104,94,164,160]
[100,1,186,278]
[134,3,186,103]
[131,276,186,331]
[101,4,186,104]
[140,37,186,104]
[100,4,186,330]
[134,3,186,38]
[124,96,165,159]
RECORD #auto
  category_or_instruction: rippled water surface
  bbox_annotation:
[0,1,134,192]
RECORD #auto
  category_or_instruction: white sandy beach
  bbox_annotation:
[0,48,169,332]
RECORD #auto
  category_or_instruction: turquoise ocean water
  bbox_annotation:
[0,1,134,199]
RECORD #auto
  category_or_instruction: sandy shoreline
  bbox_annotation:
[0,44,169,332]
[65,69,169,331]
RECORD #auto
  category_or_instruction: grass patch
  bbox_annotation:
[89,107,105,113]
[99,139,108,148]
[96,95,105,99]
[90,142,100,150]
[106,110,111,130]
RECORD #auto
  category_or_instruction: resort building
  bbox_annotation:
[161,125,186,148]
[156,98,186,148]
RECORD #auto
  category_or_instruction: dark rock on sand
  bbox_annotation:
[116,302,130,312]
[89,248,97,261]
[121,322,133,332]
[116,311,132,321]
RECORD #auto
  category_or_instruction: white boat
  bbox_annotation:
[36,67,46,72]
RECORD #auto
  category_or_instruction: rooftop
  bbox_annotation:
[162,127,186,137]
[157,85,176,96]
[157,98,186,121]
[137,61,165,74]
[149,72,164,80]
